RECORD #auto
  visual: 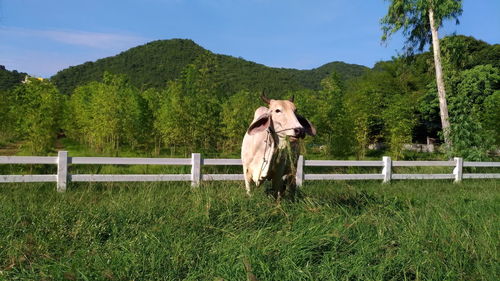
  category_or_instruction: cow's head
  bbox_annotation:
[247,94,316,140]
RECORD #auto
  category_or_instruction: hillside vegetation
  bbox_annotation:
[51,39,368,95]
[1,36,499,160]
[0,65,26,91]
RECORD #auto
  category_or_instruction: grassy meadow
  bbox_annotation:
[0,180,498,280]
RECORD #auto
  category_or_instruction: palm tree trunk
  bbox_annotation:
[429,7,451,146]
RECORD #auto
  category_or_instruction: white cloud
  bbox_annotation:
[0,50,79,78]
[0,27,147,50]
[41,29,146,49]
[0,27,150,77]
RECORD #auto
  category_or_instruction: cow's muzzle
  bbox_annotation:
[293,127,305,139]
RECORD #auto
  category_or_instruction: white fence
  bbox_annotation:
[1,151,499,192]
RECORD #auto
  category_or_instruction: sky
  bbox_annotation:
[1,0,499,78]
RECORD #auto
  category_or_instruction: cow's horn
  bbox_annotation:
[260,91,271,105]
[289,95,294,102]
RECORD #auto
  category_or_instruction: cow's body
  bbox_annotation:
[241,107,276,187]
[241,98,315,198]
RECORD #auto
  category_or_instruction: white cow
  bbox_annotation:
[241,95,315,198]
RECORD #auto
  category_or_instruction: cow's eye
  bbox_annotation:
[275,109,281,113]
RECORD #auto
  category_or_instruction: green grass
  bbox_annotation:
[0,180,498,280]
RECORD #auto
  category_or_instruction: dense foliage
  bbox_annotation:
[1,78,62,153]
[51,39,207,95]
[382,0,466,150]
[0,65,26,91]
[1,36,499,159]
[51,39,369,96]
[446,65,499,160]
[64,73,143,152]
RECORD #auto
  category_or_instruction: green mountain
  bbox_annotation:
[51,39,369,95]
[0,65,26,91]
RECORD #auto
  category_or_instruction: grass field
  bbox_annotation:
[0,180,498,280]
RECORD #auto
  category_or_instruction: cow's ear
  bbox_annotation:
[247,113,271,135]
[296,114,316,136]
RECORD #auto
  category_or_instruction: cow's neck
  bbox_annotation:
[273,134,294,159]
[277,136,289,150]
[268,124,296,166]
[269,125,290,150]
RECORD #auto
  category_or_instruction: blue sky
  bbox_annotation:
[1,0,499,78]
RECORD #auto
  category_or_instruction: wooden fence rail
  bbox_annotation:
[1,151,499,192]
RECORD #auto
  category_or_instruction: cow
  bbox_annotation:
[241,95,316,198]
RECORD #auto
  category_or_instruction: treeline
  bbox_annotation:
[0,36,498,160]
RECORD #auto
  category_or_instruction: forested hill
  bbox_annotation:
[51,39,369,95]
[0,65,26,91]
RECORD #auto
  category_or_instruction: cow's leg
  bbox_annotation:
[245,178,252,196]
[271,175,286,200]
[243,166,253,196]
[284,174,297,200]
[245,175,253,196]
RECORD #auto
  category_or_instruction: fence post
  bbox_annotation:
[453,157,463,183]
[382,156,392,183]
[296,155,305,187]
[191,153,201,187]
[57,151,68,192]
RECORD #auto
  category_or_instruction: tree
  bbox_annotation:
[155,81,190,154]
[141,88,169,155]
[317,73,354,157]
[220,90,261,153]
[181,53,223,152]
[345,70,389,158]
[0,66,26,91]
[64,82,92,146]
[446,65,499,160]
[65,72,143,153]
[156,53,224,154]
[381,0,463,147]
[9,79,62,153]
[380,60,422,158]
[483,90,500,146]
[440,35,490,72]
[0,90,15,144]
[383,93,417,159]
